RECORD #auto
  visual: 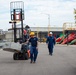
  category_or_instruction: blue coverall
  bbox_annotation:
[46,36,55,55]
[29,37,38,63]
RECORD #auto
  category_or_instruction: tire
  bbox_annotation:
[13,53,19,60]
[23,53,29,60]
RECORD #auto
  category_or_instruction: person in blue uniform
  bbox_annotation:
[46,32,55,56]
[29,32,38,63]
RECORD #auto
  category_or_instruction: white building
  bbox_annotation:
[5,27,63,42]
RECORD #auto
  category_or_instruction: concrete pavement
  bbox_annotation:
[0,43,76,75]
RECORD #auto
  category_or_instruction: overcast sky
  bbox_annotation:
[0,0,76,30]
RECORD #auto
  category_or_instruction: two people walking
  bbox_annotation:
[29,31,55,63]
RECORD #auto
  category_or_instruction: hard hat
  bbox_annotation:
[23,30,27,34]
[30,32,35,36]
[49,32,53,34]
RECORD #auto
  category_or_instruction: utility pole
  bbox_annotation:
[74,8,76,25]
[37,27,39,38]
[48,14,50,34]
[41,13,50,34]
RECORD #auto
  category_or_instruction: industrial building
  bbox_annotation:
[5,27,63,42]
